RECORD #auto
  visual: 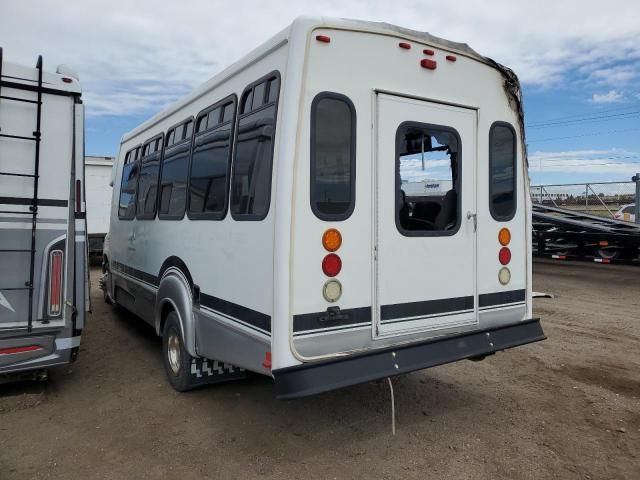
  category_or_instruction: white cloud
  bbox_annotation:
[590,90,625,103]
[587,65,637,86]
[529,148,640,177]
[1,0,640,116]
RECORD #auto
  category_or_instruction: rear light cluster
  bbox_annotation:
[321,228,343,302]
[498,228,511,285]
[49,250,63,316]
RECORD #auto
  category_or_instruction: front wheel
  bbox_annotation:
[162,311,196,392]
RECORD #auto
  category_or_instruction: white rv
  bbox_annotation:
[85,156,114,258]
[0,49,87,380]
[103,17,544,398]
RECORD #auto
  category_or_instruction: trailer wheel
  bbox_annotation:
[595,247,619,260]
[162,311,196,392]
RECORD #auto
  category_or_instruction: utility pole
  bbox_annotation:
[633,173,640,224]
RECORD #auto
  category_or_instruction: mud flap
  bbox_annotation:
[189,358,247,386]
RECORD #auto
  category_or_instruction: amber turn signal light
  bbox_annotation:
[498,228,511,246]
[322,228,342,252]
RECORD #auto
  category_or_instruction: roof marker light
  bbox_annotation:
[423,49,435,56]
[62,77,73,83]
[316,35,331,43]
[420,59,437,70]
[446,55,457,62]
[399,42,411,50]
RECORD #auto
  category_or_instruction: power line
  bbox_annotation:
[527,127,640,143]
[526,103,640,126]
[527,111,640,129]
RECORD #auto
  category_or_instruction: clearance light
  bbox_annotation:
[322,228,342,252]
[316,35,331,43]
[423,49,435,55]
[498,267,511,285]
[322,253,342,277]
[499,247,511,266]
[420,59,437,70]
[399,42,411,50]
[446,55,457,62]
[323,280,343,303]
[498,228,511,246]
[49,250,63,316]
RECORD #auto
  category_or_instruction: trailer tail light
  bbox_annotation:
[323,280,342,303]
[498,228,511,246]
[322,253,342,277]
[0,345,42,355]
[499,247,511,266]
[498,267,511,285]
[322,228,342,252]
[316,35,331,43]
[49,250,63,316]
[399,42,411,50]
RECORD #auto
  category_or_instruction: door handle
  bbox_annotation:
[466,211,477,232]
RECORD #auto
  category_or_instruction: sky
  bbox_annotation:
[1,0,639,185]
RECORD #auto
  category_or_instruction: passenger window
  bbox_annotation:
[221,102,234,123]
[489,122,516,220]
[137,134,163,219]
[251,82,266,110]
[196,115,208,133]
[207,108,220,128]
[188,96,237,219]
[118,146,140,220]
[159,119,193,219]
[241,90,253,114]
[231,73,280,220]
[310,93,356,220]
[396,124,461,235]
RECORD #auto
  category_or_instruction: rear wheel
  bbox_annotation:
[162,311,196,392]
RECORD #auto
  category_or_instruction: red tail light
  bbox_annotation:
[49,250,63,316]
[0,345,42,355]
[316,35,331,43]
[420,59,437,70]
[499,247,511,266]
[322,254,342,277]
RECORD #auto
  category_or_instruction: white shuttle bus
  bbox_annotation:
[0,49,87,380]
[103,18,545,398]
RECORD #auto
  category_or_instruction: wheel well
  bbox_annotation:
[159,301,175,336]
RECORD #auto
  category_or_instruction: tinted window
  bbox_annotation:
[159,120,193,219]
[252,82,266,110]
[118,147,140,220]
[188,97,236,219]
[310,93,356,220]
[231,74,280,220]
[137,135,163,219]
[489,123,517,220]
[396,124,461,235]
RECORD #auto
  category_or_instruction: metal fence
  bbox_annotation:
[530,181,637,218]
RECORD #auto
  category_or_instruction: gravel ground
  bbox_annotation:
[1,260,638,480]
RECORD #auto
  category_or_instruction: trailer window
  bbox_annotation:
[489,122,517,221]
[118,146,140,220]
[159,119,193,219]
[188,96,236,219]
[310,93,356,220]
[230,72,280,220]
[137,134,163,219]
[396,123,461,236]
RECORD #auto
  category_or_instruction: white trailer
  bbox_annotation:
[0,49,87,379]
[85,156,114,257]
[103,17,545,398]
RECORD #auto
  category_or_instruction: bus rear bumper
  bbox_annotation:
[273,318,545,399]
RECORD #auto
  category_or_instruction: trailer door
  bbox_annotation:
[374,94,477,337]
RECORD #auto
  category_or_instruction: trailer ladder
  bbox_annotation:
[0,47,44,332]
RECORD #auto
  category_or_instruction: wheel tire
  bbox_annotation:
[102,263,113,305]
[162,311,195,392]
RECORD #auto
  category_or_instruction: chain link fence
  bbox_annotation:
[530,181,637,218]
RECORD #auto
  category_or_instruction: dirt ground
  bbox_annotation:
[1,260,639,480]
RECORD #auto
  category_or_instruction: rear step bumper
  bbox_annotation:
[273,318,545,399]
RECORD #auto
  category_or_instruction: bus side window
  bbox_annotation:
[489,122,517,221]
[118,146,141,220]
[159,120,194,220]
[188,96,237,219]
[310,92,357,221]
[137,134,163,220]
[230,72,280,220]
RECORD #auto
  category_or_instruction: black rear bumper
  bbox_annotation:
[273,318,545,399]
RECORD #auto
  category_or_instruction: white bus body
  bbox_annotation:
[0,50,87,379]
[85,156,114,256]
[104,17,544,398]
